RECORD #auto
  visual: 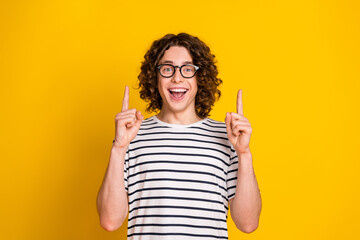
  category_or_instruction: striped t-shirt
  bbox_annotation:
[123,115,238,240]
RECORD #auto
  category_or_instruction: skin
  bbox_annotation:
[96,86,143,231]
[225,89,262,233]
[97,46,262,233]
[156,46,201,125]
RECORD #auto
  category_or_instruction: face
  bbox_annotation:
[157,46,198,118]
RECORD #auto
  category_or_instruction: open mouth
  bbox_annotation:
[168,88,188,99]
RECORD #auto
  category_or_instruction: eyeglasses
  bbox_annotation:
[157,64,200,78]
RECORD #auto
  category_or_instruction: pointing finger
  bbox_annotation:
[122,85,129,111]
[237,89,243,116]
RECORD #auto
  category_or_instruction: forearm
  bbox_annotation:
[230,150,262,233]
[97,144,129,231]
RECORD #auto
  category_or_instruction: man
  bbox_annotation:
[97,33,262,239]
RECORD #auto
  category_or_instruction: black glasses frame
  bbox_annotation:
[157,64,200,78]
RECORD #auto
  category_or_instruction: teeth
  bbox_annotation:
[169,89,187,92]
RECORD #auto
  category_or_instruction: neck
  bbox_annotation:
[156,110,203,125]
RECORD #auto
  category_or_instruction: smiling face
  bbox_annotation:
[157,46,199,121]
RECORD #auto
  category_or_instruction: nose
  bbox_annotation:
[171,67,183,83]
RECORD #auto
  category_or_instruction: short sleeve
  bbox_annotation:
[124,150,129,192]
[226,146,238,200]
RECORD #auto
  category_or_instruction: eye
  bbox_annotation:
[183,66,194,72]
[160,65,174,72]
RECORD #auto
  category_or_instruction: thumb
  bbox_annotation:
[225,112,231,134]
[135,111,143,128]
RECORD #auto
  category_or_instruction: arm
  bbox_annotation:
[228,150,261,233]
[226,89,262,233]
[96,86,143,231]
[96,144,129,231]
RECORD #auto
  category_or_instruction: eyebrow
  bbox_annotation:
[161,60,193,65]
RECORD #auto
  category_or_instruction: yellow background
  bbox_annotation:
[1,0,359,239]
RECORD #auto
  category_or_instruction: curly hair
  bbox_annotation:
[138,33,222,118]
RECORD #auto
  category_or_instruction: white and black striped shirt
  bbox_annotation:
[123,115,238,240]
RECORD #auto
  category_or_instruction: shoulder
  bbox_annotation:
[205,118,225,125]
[201,118,227,131]
[140,115,157,126]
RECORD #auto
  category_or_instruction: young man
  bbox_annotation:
[97,33,262,239]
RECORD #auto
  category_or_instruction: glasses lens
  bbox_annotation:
[181,65,196,78]
[159,65,174,77]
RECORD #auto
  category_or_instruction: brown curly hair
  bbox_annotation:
[138,33,222,118]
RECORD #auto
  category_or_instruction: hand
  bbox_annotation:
[225,89,252,154]
[114,85,143,148]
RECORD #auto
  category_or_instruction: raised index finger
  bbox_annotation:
[237,89,243,116]
[122,85,129,111]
